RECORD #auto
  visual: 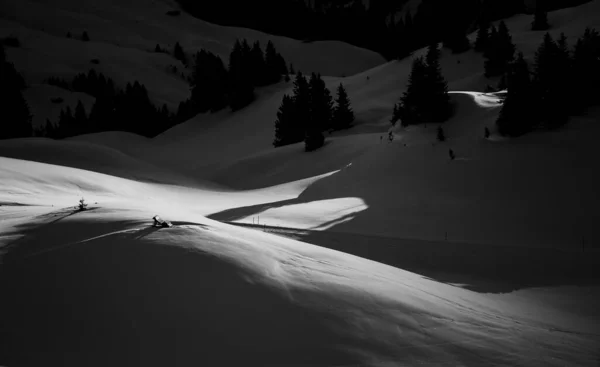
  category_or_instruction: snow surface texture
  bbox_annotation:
[2,1,600,366]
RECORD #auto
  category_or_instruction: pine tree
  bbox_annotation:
[484,22,515,77]
[173,42,187,65]
[155,44,162,53]
[333,83,354,130]
[228,39,254,110]
[437,126,445,141]
[572,28,600,111]
[484,127,490,139]
[0,46,33,139]
[397,56,428,125]
[82,31,90,42]
[273,94,298,147]
[496,52,534,136]
[292,71,311,131]
[531,5,549,31]
[265,40,281,84]
[474,22,489,52]
[425,43,451,122]
[250,41,267,86]
[308,73,333,132]
[74,100,87,134]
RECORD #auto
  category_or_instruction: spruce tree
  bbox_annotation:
[474,22,489,52]
[265,40,281,84]
[0,46,33,139]
[496,52,534,136]
[228,39,254,110]
[437,126,445,141]
[273,94,297,147]
[333,83,354,130]
[250,41,267,86]
[82,31,90,42]
[397,56,428,125]
[572,28,600,111]
[484,22,515,77]
[308,73,333,132]
[173,42,187,65]
[425,43,451,122]
[74,100,87,134]
[531,5,549,31]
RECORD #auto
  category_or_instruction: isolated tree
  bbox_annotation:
[395,56,428,125]
[474,22,490,52]
[74,100,87,134]
[484,22,515,77]
[332,83,355,130]
[308,73,334,132]
[273,94,298,147]
[155,44,162,53]
[0,46,33,139]
[496,52,534,136]
[437,126,445,141]
[424,43,451,122]
[449,148,455,160]
[572,28,600,111]
[81,31,90,42]
[292,71,311,130]
[484,127,490,138]
[173,41,187,65]
[265,40,282,84]
[228,39,255,110]
[531,5,549,31]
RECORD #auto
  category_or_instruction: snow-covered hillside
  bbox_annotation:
[1,1,600,366]
[0,0,385,127]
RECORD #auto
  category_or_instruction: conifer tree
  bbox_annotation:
[484,22,515,77]
[496,52,534,136]
[308,73,334,132]
[273,94,298,147]
[572,28,600,110]
[425,43,451,122]
[396,56,428,125]
[333,83,354,130]
[265,40,281,84]
[173,42,187,65]
[250,41,267,86]
[0,45,33,139]
[82,31,90,42]
[292,71,310,131]
[228,39,254,110]
[74,100,87,134]
[531,5,549,31]
[437,126,445,141]
[474,22,489,52]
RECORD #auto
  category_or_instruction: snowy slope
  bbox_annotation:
[0,0,385,126]
[2,2,600,366]
[1,159,598,367]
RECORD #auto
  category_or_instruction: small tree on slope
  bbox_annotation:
[273,94,298,147]
[333,83,355,130]
[531,5,549,31]
[496,52,534,137]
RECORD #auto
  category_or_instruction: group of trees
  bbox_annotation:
[391,43,451,126]
[274,72,354,151]
[474,21,517,77]
[40,70,172,139]
[176,39,289,120]
[496,28,600,136]
[175,0,588,60]
[0,44,32,139]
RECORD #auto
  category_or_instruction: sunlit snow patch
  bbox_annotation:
[233,197,368,230]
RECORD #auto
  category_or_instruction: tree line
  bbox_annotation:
[273,72,354,152]
[174,0,589,60]
[0,43,32,140]
[41,70,172,139]
[175,38,289,121]
[496,27,600,137]
[31,38,290,139]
